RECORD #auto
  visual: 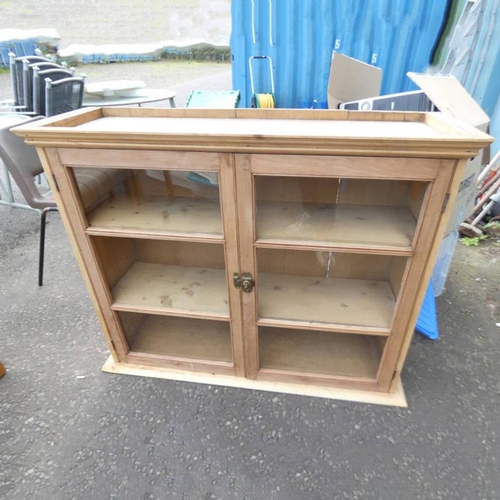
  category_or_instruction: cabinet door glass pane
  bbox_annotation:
[259,327,384,379]
[93,237,229,319]
[71,168,222,236]
[255,176,428,248]
[257,248,407,329]
[119,312,232,363]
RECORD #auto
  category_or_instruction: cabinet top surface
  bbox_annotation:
[70,116,442,138]
[13,107,492,158]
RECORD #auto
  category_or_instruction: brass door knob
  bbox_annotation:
[233,272,255,293]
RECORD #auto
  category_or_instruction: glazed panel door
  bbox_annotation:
[48,148,246,376]
[235,153,454,391]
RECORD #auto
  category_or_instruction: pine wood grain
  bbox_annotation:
[235,155,259,378]
[377,159,457,389]
[219,154,246,376]
[248,155,449,180]
[102,355,407,406]
[74,117,444,139]
[59,148,222,171]
[14,108,492,159]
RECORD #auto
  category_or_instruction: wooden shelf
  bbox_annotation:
[126,315,233,363]
[256,202,416,250]
[87,193,223,237]
[259,327,383,379]
[112,262,229,319]
[258,273,396,329]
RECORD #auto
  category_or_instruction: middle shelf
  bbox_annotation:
[92,236,407,331]
[258,272,396,329]
[112,261,229,318]
[93,236,230,320]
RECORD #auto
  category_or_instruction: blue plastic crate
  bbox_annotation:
[416,282,439,340]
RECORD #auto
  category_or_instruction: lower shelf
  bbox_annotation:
[120,313,233,363]
[102,356,407,407]
[259,327,384,380]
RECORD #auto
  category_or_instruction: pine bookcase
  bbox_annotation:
[14,107,492,406]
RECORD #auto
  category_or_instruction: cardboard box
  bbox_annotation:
[408,73,490,235]
[327,52,382,110]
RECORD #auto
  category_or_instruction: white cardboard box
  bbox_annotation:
[327,52,382,109]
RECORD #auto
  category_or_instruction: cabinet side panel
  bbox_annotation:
[389,158,467,392]
[38,147,128,361]
[93,237,136,289]
[378,159,459,390]
[406,181,428,220]
[44,148,130,360]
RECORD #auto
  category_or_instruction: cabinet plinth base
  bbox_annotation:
[102,356,407,407]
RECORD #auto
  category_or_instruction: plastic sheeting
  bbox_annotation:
[231,0,449,108]
[436,0,500,154]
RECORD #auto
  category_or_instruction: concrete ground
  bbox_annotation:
[1,56,500,500]
[1,174,500,500]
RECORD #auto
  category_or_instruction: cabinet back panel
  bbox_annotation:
[259,327,385,379]
[255,176,339,204]
[257,248,403,281]
[93,237,226,290]
[72,166,223,237]
[135,240,225,269]
[117,312,233,363]
[337,179,409,206]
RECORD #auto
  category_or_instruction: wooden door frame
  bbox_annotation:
[45,147,246,376]
[235,153,455,391]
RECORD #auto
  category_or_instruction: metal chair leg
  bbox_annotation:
[39,207,58,286]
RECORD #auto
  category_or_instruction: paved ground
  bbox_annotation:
[1,184,499,499]
[1,13,500,498]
